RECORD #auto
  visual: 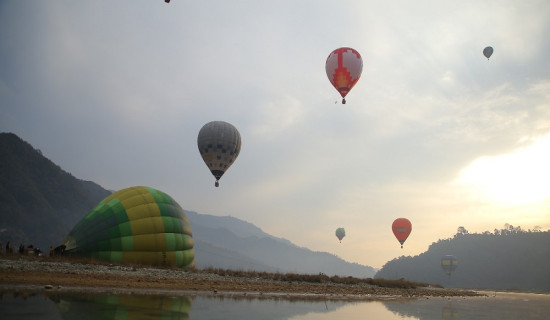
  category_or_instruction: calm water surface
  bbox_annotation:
[0,289,548,319]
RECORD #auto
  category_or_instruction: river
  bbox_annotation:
[0,288,548,319]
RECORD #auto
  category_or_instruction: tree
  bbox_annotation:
[456,226,469,235]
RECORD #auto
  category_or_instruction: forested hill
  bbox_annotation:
[0,132,111,250]
[375,226,550,292]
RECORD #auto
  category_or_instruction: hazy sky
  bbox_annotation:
[1,1,549,269]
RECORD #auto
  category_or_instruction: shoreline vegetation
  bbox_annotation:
[0,255,482,300]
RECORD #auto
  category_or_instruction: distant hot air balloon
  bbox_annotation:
[325,47,363,104]
[483,46,493,59]
[61,186,195,269]
[335,227,346,243]
[441,255,458,277]
[392,218,412,248]
[197,121,242,187]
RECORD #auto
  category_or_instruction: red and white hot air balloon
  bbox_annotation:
[325,47,363,104]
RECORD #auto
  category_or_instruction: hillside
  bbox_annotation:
[0,132,376,277]
[187,210,377,277]
[0,132,111,250]
[375,226,550,292]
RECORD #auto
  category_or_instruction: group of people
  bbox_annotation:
[0,240,54,257]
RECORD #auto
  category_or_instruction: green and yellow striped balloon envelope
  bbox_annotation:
[62,186,195,268]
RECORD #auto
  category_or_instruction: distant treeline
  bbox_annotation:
[375,225,550,292]
[456,223,546,236]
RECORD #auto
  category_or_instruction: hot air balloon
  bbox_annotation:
[197,121,242,187]
[61,186,195,269]
[483,46,493,59]
[325,47,363,104]
[392,218,412,248]
[335,227,346,243]
[441,255,458,277]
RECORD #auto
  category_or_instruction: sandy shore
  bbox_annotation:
[0,256,481,300]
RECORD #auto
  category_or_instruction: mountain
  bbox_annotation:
[185,210,294,246]
[0,132,376,277]
[0,132,111,250]
[187,210,377,277]
[375,227,550,292]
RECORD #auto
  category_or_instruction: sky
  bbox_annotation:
[1,1,549,269]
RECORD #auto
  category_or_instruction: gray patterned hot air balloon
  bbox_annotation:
[197,121,242,187]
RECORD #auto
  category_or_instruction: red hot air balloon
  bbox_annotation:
[325,47,363,104]
[392,218,412,248]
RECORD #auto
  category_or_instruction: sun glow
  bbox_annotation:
[456,134,550,206]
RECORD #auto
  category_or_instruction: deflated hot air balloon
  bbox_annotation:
[441,255,458,277]
[335,227,346,243]
[326,47,363,104]
[197,121,242,187]
[61,186,195,269]
[392,218,412,248]
[483,46,493,59]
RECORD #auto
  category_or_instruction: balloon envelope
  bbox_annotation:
[335,227,346,242]
[441,255,458,276]
[392,218,412,247]
[325,47,363,103]
[62,186,195,268]
[483,46,493,59]
[197,121,242,187]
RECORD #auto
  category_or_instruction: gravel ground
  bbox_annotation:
[0,256,482,300]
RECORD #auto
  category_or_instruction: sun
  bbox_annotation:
[455,134,550,206]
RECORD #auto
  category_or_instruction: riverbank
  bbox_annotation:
[0,256,481,299]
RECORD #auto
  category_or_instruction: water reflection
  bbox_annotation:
[0,291,192,320]
[381,292,550,320]
[0,291,349,320]
[53,293,192,320]
[190,295,347,319]
[441,301,459,319]
[1,289,549,320]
